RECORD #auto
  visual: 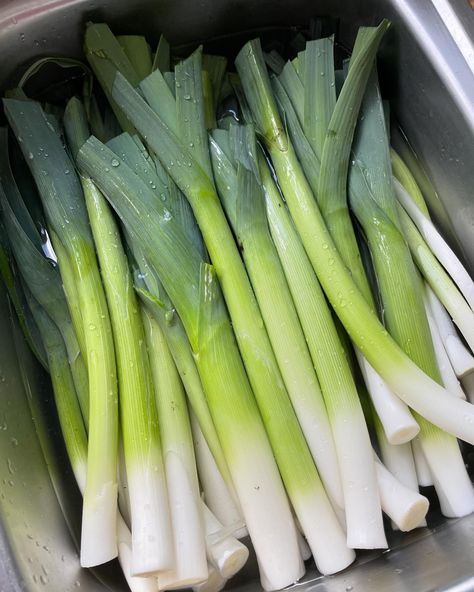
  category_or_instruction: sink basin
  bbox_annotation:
[0,0,473,590]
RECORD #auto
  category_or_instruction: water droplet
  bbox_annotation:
[322,243,329,250]
[40,575,48,585]
[88,323,96,331]
[10,438,18,447]
[28,152,34,160]
[183,94,191,100]
[345,586,353,591]
[111,158,120,167]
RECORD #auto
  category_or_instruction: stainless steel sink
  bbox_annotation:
[0,0,473,590]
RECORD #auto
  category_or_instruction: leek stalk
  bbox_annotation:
[4,98,119,567]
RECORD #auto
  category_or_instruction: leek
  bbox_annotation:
[202,501,249,578]
[390,148,430,217]
[258,153,385,549]
[66,97,173,576]
[373,410,425,529]
[238,29,419,447]
[0,221,48,369]
[303,37,336,161]
[48,230,87,363]
[374,456,429,532]
[425,285,474,378]
[235,27,474,446]
[210,126,344,515]
[423,287,466,399]
[28,295,158,592]
[394,178,474,310]
[190,411,246,538]
[396,196,474,352]
[4,98,118,566]
[411,439,433,488]
[143,308,207,588]
[349,68,474,518]
[77,137,304,591]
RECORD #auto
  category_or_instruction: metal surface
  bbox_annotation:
[0,0,473,590]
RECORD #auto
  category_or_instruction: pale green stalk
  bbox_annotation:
[202,53,227,126]
[4,98,118,567]
[48,230,87,361]
[391,126,465,256]
[175,47,214,179]
[394,178,474,310]
[263,50,285,74]
[390,148,430,217]
[235,27,474,444]
[397,203,474,352]
[28,296,88,492]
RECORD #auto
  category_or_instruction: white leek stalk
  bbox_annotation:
[143,309,207,589]
[374,457,429,531]
[202,502,249,578]
[375,415,426,529]
[426,285,474,377]
[423,287,466,399]
[192,565,226,592]
[191,412,247,539]
[394,177,474,310]
[412,439,433,488]
[397,202,474,353]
